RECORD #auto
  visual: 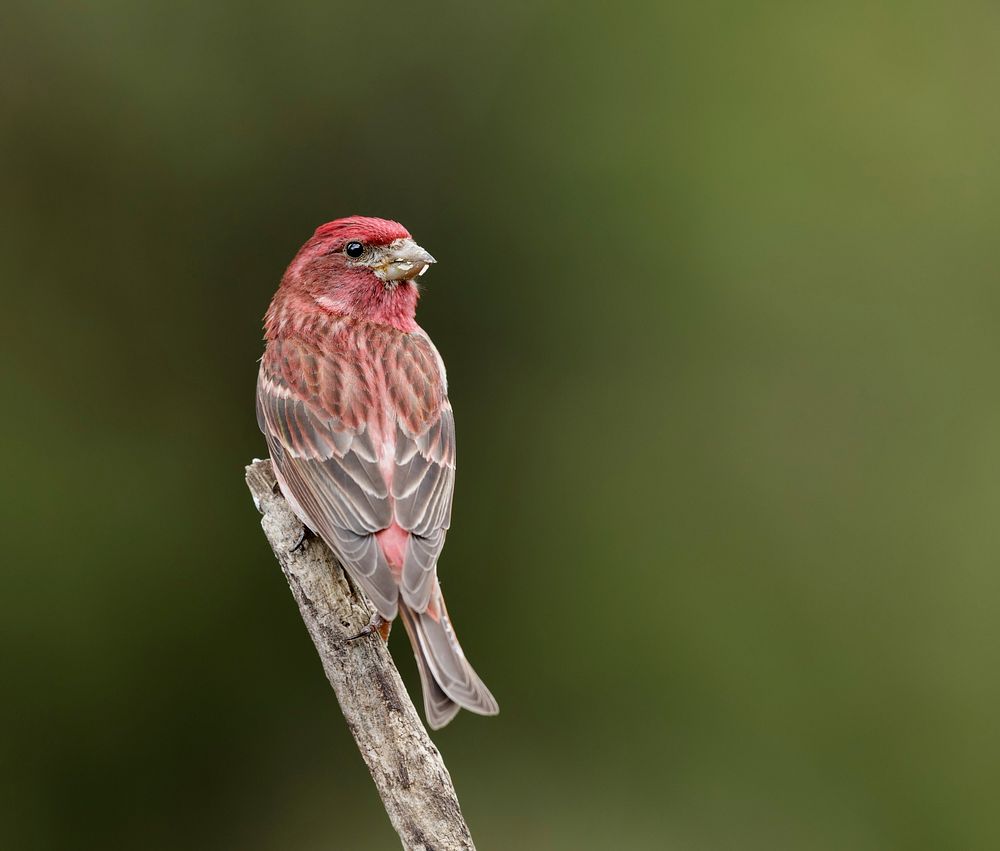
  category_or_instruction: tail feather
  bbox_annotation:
[399,604,460,729]
[398,600,499,730]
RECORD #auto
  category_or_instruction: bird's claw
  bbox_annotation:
[290,526,313,553]
[346,613,389,642]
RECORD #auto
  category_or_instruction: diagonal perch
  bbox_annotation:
[245,458,476,851]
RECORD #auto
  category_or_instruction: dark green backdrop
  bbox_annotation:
[3,2,999,848]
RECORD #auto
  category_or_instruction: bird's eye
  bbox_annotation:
[344,241,365,258]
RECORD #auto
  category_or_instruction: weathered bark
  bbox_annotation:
[245,458,476,851]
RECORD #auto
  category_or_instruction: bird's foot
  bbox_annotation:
[290,526,314,553]
[347,612,391,643]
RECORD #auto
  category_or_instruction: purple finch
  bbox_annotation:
[257,216,498,729]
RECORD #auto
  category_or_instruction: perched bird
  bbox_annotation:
[256,216,499,729]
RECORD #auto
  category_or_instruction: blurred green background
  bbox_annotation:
[3,1,1000,848]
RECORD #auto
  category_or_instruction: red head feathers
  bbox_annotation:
[313,216,412,247]
[268,216,435,335]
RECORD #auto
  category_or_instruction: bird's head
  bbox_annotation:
[277,216,436,332]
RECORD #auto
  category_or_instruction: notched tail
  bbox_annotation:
[398,600,499,730]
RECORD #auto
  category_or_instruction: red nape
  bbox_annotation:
[313,216,411,246]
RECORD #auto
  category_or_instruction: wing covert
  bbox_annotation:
[257,337,399,618]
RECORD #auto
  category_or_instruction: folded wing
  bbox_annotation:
[257,336,400,617]
[257,329,457,621]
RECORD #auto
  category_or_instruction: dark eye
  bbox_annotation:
[344,241,364,258]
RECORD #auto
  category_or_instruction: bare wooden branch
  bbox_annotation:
[246,458,476,851]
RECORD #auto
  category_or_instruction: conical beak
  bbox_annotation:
[378,238,437,282]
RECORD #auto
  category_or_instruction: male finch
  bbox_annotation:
[256,216,498,728]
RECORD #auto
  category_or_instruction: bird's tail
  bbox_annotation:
[398,594,499,730]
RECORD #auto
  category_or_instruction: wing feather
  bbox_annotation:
[258,327,458,620]
[395,406,456,610]
[258,337,399,617]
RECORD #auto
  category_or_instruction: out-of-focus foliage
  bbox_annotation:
[2,2,999,848]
